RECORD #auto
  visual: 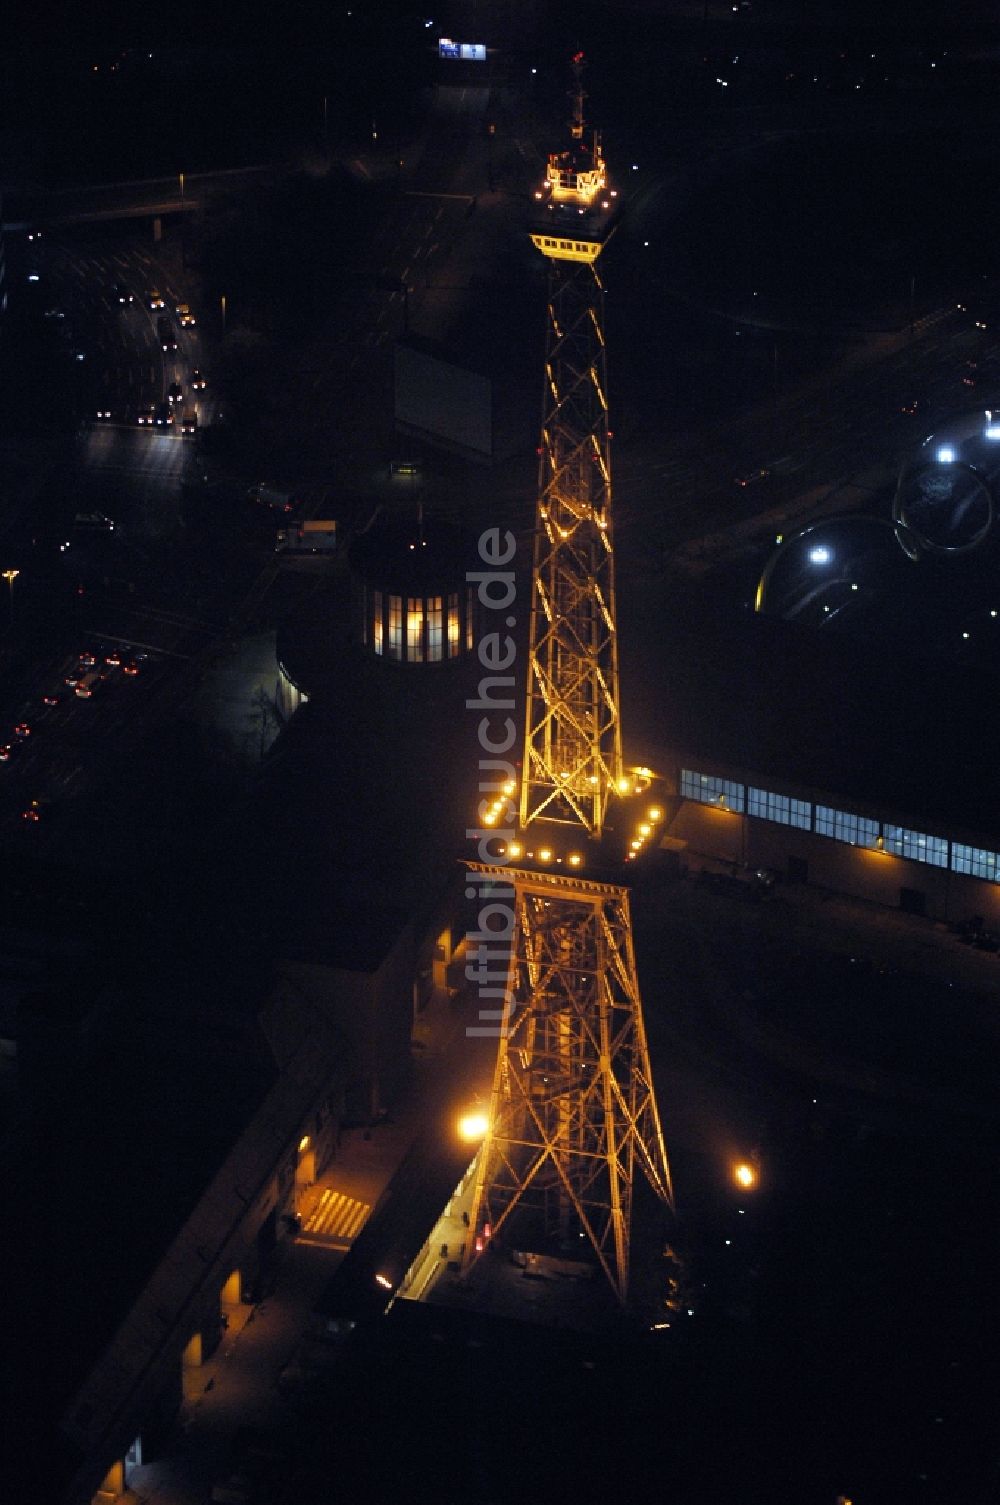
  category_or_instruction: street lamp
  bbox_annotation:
[2,568,19,624]
[458,1110,489,1143]
[179,172,186,267]
[733,1160,757,1190]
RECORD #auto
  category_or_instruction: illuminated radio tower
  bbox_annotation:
[463,57,673,1306]
[520,51,623,840]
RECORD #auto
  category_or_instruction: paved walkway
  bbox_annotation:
[121,981,479,1505]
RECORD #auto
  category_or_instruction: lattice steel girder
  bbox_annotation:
[462,865,673,1304]
[521,260,622,838]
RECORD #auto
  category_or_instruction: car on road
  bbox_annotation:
[22,800,45,824]
[157,316,177,352]
[94,407,112,421]
[191,367,207,390]
[79,650,96,667]
[14,723,31,739]
[0,744,12,762]
[735,468,770,488]
[154,401,174,427]
[123,659,140,676]
[104,647,122,667]
[42,692,60,707]
[167,380,183,405]
[148,289,165,308]
[176,302,196,327]
[181,411,198,436]
[113,283,134,303]
[74,672,100,698]
[137,407,155,426]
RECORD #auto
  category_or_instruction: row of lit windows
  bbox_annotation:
[680,770,745,812]
[540,237,593,253]
[952,844,1000,882]
[884,825,948,868]
[747,787,811,830]
[680,768,1000,883]
[369,588,472,662]
[815,805,879,848]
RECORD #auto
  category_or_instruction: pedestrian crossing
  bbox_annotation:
[302,1189,371,1241]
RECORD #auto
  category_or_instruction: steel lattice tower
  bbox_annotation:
[463,863,672,1302]
[519,64,622,841]
[520,260,622,838]
[463,57,674,1308]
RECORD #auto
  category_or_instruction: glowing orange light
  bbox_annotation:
[458,1112,489,1143]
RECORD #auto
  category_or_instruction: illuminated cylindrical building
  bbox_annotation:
[349,514,476,666]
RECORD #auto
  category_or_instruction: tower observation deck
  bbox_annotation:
[529,50,620,266]
[461,59,674,1311]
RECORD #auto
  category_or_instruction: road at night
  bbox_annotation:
[4,165,279,231]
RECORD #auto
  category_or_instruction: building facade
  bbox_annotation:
[665,754,1000,926]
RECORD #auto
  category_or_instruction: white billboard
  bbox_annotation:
[438,38,486,61]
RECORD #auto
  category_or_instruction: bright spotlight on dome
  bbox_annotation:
[936,445,956,464]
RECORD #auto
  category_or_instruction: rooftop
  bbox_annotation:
[348,512,473,595]
[624,570,1000,842]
